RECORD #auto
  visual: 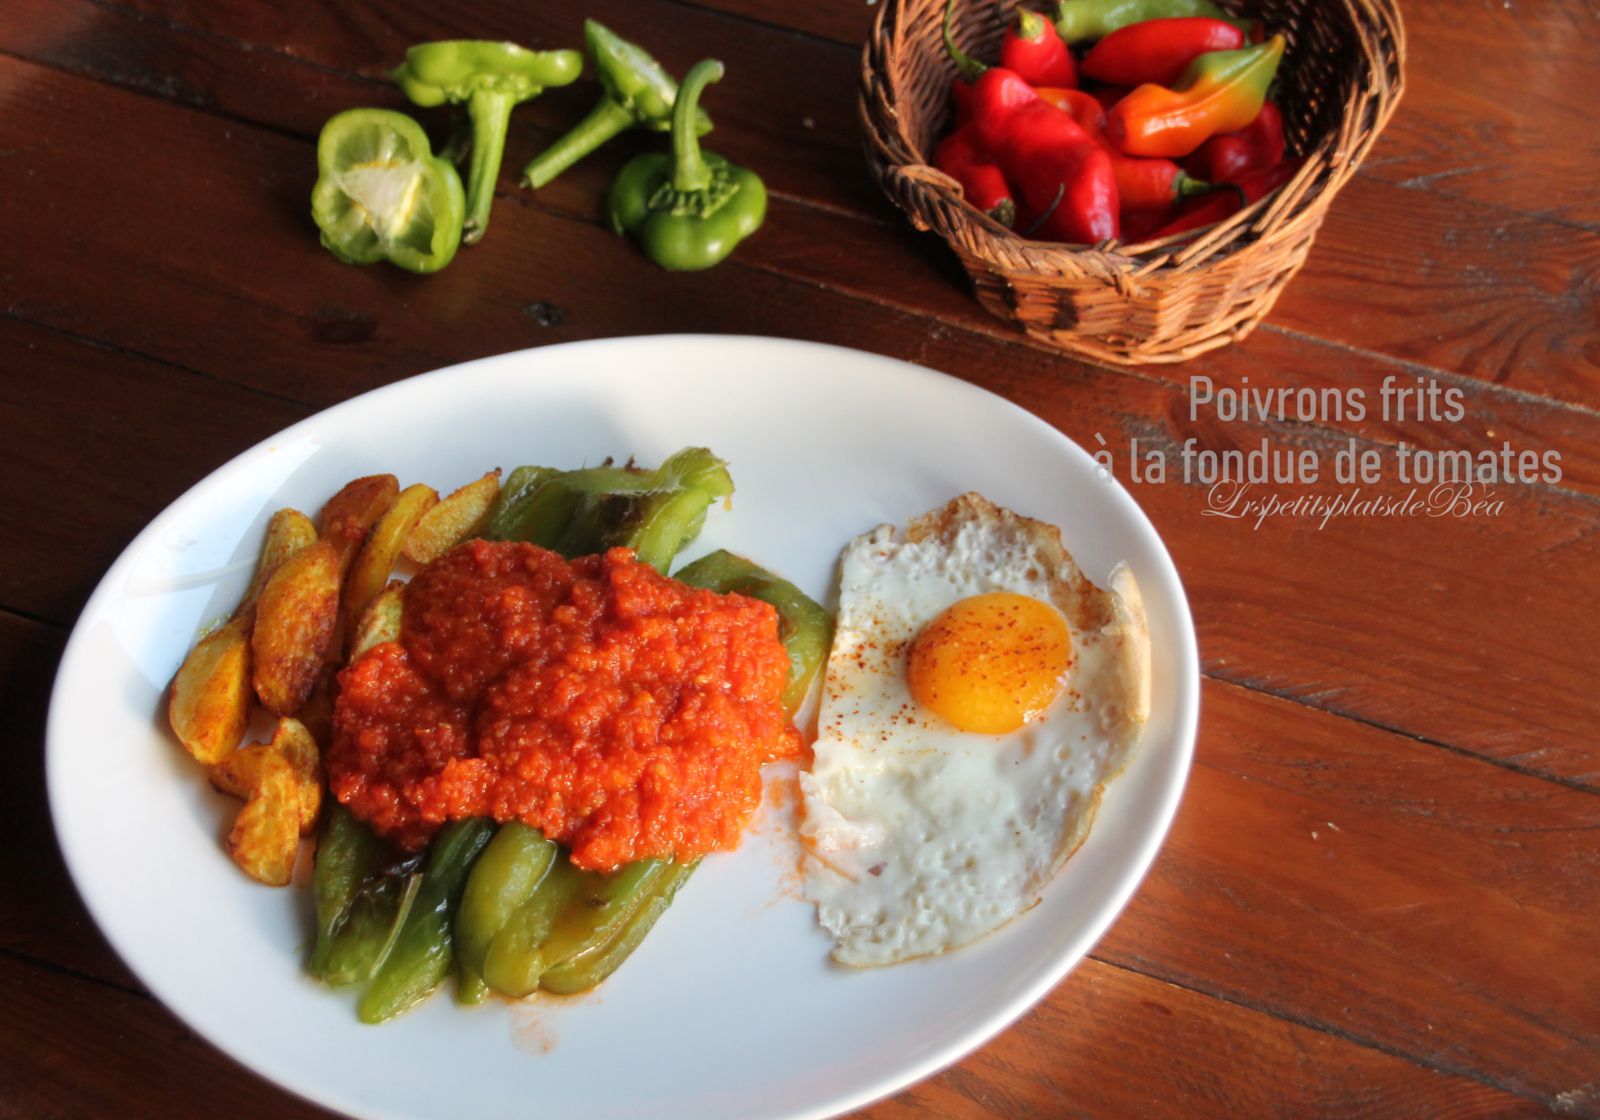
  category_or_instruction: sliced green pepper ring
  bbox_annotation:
[311,108,466,274]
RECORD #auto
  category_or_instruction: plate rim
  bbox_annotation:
[46,333,1201,1120]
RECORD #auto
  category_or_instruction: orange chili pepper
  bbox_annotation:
[1106,35,1284,158]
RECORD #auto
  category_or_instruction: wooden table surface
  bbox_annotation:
[3,0,1597,1116]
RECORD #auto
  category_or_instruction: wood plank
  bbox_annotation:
[1100,679,1600,1110]
[0,945,1537,1120]
[9,601,1591,1111]
[0,611,142,987]
[1,58,1599,787]
[0,952,328,1119]
[874,960,1547,1119]
[1350,0,1600,229]
[0,320,311,623]
[11,0,1599,406]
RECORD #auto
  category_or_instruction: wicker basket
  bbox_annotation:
[861,0,1405,364]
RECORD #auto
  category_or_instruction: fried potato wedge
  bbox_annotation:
[319,475,399,575]
[343,483,436,644]
[349,581,404,662]
[239,508,317,613]
[296,664,338,750]
[168,613,254,765]
[402,469,501,565]
[223,748,301,886]
[253,539,340,715]
[212,718,323,834]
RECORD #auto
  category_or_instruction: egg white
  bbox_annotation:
[800,493,1149,966]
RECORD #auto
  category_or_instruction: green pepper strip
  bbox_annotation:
[454,823,557,1004]
[674,550,833,717]
[484,447,734,573]
[310,805,424,987]
[607,59,767,272]
[538,861,699,994]
[522,20,712,189]
[481,856,587,998]
[358,818,494,1023]
[393,40,583,244]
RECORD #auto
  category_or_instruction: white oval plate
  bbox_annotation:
[48,335,1198,1120]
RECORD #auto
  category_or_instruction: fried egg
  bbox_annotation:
[800,493,1150,966]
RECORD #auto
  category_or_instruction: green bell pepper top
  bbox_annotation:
[311,109,465,273]
[392,40,582,244]
[522,20,712,190]
[607,59,766,271]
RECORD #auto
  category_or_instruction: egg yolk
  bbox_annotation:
[906,592,1071,734]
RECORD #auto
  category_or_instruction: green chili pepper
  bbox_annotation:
[484,447,734,573]
[1053,0,1237,43]
[392,40,583,244]
[453,823,557,1004]
[358,817,494,1024]
[522,20,712,190]
[310,109,466,274]
[674,550,833,717]
[482,856,667,998]
[481,855,587,998]
[538,860,698,994]
[607,59,766,271]
[310,805,424,987]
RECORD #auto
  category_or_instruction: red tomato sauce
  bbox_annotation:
[329,541,799,870]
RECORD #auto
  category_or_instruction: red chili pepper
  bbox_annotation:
[1186,101,1284,183]
[1121,207,1175,243]
[970,67,1119,243]
[1001,9,1077,88]
[1037,87,1105,131]
[1040,86,1208,214]
[1150,155,1304,238]
[1087,85,1129,112]
[1081,18,1246,88]
[933,125,1017,227]
[950,77,974,128]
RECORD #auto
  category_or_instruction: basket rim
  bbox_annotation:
[861,0,1408,276]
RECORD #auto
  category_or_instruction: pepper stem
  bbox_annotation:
[1016,8,1046,42]
[522,98,636,189]
[438,115,472,167]
[464,88,514,244]
[942,0,987,83]
[1175,173,1213,200]
[671,60,722,195]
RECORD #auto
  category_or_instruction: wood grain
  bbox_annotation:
[1104,680,1600,1108]
[2,1,1596,1116]
[2,57,1598,790]
[0,948,1546,1120]
[0,319,311,622]
[13,0,1599,406]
